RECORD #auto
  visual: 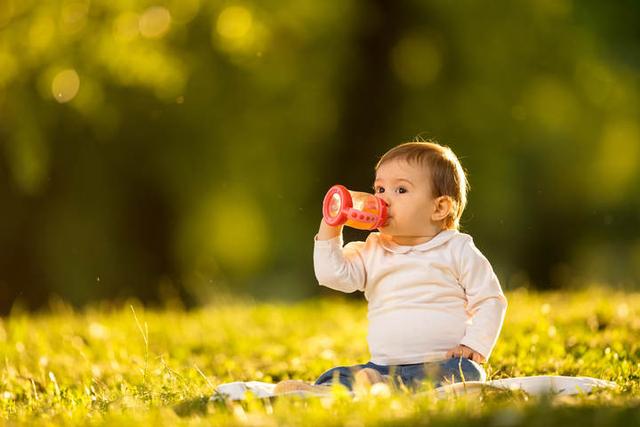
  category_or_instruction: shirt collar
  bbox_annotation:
[376,229,458,254]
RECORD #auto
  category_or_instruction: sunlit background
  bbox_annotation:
[0,0,639,313]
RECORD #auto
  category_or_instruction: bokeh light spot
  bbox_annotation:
[28,15,55,50]
[51,69,80,103]
[210,196,268,272]
[524,77,578,133]
[216,6,253,40]
[61,1,89,34]
[594,120,639,202]
[169,0,201,24]
[179,190,269,278]
[113,12,139,42]
[139,6,171,39]
[391,34,441,87]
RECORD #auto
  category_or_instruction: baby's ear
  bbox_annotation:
[431,196,453,222]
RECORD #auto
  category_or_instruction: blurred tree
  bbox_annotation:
[0,0,638,312]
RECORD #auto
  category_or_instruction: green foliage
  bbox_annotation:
[0,286,639,425]
[0,0,639,311]
[0,0,355,309]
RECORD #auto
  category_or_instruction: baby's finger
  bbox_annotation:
[460,347,471,359]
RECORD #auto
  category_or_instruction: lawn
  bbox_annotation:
[1,286,639,425]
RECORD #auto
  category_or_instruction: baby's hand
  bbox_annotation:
[445,344,486,363]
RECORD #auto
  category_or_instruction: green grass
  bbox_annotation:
[1,286,639,425]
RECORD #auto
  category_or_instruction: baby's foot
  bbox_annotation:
[354,367,386,389]
[273,380,331,395]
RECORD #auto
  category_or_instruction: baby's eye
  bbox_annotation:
[375,187,385,194]
[396,187,407,194]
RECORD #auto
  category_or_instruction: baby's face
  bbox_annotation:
[373,159,439,239]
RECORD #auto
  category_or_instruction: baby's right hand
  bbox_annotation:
[317,218,342,241]
[445,344,485,363]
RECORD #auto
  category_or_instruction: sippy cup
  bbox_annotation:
[322,184,388,230]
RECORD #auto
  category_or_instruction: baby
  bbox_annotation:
[276,141,508,393]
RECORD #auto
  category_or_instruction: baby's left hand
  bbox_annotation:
[446,344,486,363]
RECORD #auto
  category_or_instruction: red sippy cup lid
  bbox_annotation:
[322,184,352,226]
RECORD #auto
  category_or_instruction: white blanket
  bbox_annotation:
[213,375,617,401]
[430,375,617,398]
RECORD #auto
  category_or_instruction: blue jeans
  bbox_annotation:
[314,357,486,390]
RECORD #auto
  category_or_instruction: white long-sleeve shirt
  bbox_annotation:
[313,229,507,365]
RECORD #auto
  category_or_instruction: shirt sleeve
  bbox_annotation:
[313,234,366,293]
[457,238,508,361]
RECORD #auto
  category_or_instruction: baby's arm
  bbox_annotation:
[456,239,508,361]
[317,217,343,240]
[313,219,366,293]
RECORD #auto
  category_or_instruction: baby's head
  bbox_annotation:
[373,141,469,239]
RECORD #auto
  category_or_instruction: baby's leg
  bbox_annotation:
[353,367,388,390]
[314,363,369,390]
[273,363,366,394]
[431,357,486,388]
[273,379,331,394]
[396,361,442,390]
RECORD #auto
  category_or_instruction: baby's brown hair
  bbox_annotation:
[375,140,469,230]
